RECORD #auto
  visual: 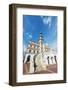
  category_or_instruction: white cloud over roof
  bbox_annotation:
[26,32,32,39]
[41,16,52,28]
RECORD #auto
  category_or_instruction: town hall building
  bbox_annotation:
[23,33,57,74]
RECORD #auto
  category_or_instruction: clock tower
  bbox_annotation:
[38,32,43,53]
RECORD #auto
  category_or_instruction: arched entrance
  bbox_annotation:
[33,54,38,72]
[23,55,31,74]
[26,55,30,63]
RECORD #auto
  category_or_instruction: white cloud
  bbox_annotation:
[26,32,29,35]
[41,16,52,28]
[29,34,32,38]
[26,32,32,39]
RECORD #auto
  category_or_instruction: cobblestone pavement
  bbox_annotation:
[23,64,57,74]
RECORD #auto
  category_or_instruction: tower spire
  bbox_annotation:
[38,32,43,53]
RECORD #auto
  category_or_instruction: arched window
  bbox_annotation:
[34,50,35,53]
[29,50,31,53]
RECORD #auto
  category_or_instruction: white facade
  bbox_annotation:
[24,33,57,73]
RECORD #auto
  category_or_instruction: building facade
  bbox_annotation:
[23,33,57,74]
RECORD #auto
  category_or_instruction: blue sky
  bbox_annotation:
[23,15,57,51]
